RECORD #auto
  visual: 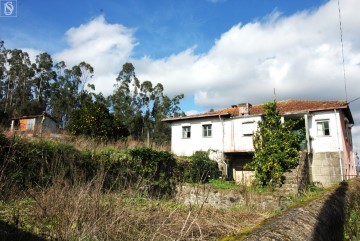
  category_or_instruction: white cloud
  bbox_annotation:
[21,48,43,63]
[52,0,360,151]
[54,15,137,96]
[185,110,200,116]
[133,0,360,150]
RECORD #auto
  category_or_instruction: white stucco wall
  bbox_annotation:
[170,108,356,187]
[171,117,224,156]
[170,110,351,160]
[309,110,345,153]
[223,116,261,152]
[170,115,262,157]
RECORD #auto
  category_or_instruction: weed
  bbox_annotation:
[209,179,239,190]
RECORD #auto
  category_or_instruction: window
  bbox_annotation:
[316,120,330,136]
[26,119,35,130]
[242,122,256,136]
[182,126,191,139]
[202,124,212,137]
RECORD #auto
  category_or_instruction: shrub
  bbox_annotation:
[190,151,220,183]
[129,147,177,198]
[0,135,179,199]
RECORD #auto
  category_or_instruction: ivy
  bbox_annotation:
[247,100,304,188]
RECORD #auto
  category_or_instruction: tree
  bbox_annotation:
[111,62,184,143]
[68,91,128,141]
[3,49,35,116]
[49,61,94,128]
[248,100,303,188]
[32,52,56,111]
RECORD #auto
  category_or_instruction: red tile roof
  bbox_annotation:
[163,100,351,122]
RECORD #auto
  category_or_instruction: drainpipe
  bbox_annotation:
[219,115,227,177]
[304,114,311,153]
[334,109,344,181]
[231,117,234,151]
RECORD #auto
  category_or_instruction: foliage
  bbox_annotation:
[189,151,221,183]
[344,181,360,241]
[209,179,239,190]
[0,135,178,198]
[247,100,303,188]
[0,137,88,190]
[111,62,184,143]
[68,92,128,141]
[0,41,184,143]
[0,182,269,241]
[129,147,177,197]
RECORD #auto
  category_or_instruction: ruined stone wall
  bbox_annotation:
[222,178,360,241]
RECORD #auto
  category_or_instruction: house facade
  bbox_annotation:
[163,100,356,187]
[10,112,57,136]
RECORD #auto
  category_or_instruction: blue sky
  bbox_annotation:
[1,0,360,151]
[3,0,327,57]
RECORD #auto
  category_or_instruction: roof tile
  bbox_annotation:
[163,100,349,121]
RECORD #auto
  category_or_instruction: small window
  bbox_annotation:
[202,124,212,137]
[242,122,256,136]
[316,120,330,136]
[26,119,35,130]
[182,126,191,139]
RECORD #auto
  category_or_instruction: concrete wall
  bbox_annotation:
[223,116,261,152]
[170,109,356,188]
[42,117,57,134]
[171,117,224,156]
[309,110,356,187]
[311,152,343,187]
[309,110,343,152]
[171,110,348,158]
[170,115,261,156]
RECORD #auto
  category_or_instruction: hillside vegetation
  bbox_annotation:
[0,133,274,240]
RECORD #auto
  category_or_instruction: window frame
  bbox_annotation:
[182,126,191,139]
[242,121,256,136]
[202,124,212,138]
[316,120,330,137]
[25,118,35,130]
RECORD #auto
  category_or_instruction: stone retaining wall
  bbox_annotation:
[222,178,360,241]
[176,184,287,210]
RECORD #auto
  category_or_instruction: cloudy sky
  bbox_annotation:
[1,0,359,151]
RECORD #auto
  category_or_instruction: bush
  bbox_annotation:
[0,135,178,198]
[129,147,177,198]
[190,151,220,183]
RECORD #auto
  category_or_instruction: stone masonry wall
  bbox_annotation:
[311,152,343,187]
[222,178,360,241]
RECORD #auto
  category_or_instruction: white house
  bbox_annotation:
[163,100,356,187]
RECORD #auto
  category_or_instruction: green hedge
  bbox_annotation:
[0,137,177,198]
[0,135,222,198]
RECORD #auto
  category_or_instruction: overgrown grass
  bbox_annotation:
[0,133,274,240]
[209,179,240,190]
[0,175,271,240]
[344,178,360,241]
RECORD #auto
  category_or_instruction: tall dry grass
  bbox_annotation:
[0,171,269,241]
[0,132,271,240]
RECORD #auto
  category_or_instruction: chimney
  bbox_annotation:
[238,103,252,116]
